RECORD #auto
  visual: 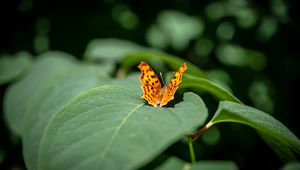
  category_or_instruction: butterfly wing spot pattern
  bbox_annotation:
[160,63,187,106]
[138,61,187,107]
[138,61,162,106]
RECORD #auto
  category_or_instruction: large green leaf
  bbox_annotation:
[155,157,238,170]
[0,51,32,85]
[210,101,300,161]
[4,51,112,170]
[38,85,208,170]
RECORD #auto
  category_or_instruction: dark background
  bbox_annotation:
[1,0,299,169]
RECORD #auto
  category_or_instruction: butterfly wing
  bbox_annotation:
[160,63,187,107]
[138,61,162,107]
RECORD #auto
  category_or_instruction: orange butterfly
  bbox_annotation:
[138,61,187,107]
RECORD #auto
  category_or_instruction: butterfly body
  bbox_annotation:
[138,61,187,107]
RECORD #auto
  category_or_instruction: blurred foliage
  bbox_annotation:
[146,10,204,50]
[0,52,32,85]
[201,126,221,146]
[1,0,299,170]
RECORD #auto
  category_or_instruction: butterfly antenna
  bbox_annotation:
[160,72,165,86]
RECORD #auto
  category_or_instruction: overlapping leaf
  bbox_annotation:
[4,51,112,170]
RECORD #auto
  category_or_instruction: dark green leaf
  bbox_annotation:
[210,101,300,161]
[38,85,208,170]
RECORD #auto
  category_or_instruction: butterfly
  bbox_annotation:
[138,61,187,107]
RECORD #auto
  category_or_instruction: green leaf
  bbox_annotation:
[0,51,32,85]
[4,51,111,170]
[182,74,242,103]
[38,85,208,170]
[120,52,206,77]
[155,157,238,170]
[210,101,300,161]
[83,38,157,62]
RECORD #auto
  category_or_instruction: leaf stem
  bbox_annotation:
[188,136,196,163]
[191,122,213,140]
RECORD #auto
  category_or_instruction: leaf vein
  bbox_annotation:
[97,103,143,165]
